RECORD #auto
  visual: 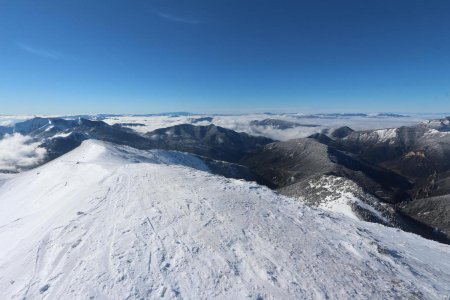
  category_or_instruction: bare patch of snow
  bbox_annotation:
[374,128,398,143]
[51,131,73,139]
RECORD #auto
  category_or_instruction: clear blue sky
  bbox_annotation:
[1,0,450,114]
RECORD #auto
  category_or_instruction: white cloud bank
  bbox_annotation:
[0,134,47,172]
[103,113,439,141]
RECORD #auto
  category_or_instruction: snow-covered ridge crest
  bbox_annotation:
[56,139,209,169]
[0,140,450,299]
[348,128,398,144]
[306,175,389,223]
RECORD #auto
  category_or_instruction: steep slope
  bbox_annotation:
[1,140,450,299]
[240,138,450,241]
[241,138,412,202]
[146,124,273,162]
[321,119,450,238]
[399,194,450,238]
[330,126,354,138]
[331,124,450,180]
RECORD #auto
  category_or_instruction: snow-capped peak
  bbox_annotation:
[0,140,449,299]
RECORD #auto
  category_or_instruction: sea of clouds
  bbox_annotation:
[0,112,445,173]
[0,133,47,172]
[102,113,439,141]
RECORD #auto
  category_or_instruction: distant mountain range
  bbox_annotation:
[1,115,450,243]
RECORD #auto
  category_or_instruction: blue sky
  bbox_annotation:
[1,0,450,114]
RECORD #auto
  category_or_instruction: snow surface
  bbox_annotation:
[1,140,450,299]
[51,131,73,139]
[350,128,399,144]
[373,128,398,143]
[425,128,450,137]
[305,175,389,223]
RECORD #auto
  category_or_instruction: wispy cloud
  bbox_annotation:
[17,43,63,60]
[156,11,200,25]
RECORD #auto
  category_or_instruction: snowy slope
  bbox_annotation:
[1,140,450,299]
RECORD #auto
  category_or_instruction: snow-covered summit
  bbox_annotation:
[0,140,450,299]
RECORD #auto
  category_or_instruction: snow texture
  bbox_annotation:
[306,175,389,223]
[0,140,450,299]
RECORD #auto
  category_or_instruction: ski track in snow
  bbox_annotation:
[0,140,449,299]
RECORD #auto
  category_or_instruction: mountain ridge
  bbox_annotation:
[1,140,449,299]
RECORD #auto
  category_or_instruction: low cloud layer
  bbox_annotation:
[103,114,433,141]
[0,133,47,172]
